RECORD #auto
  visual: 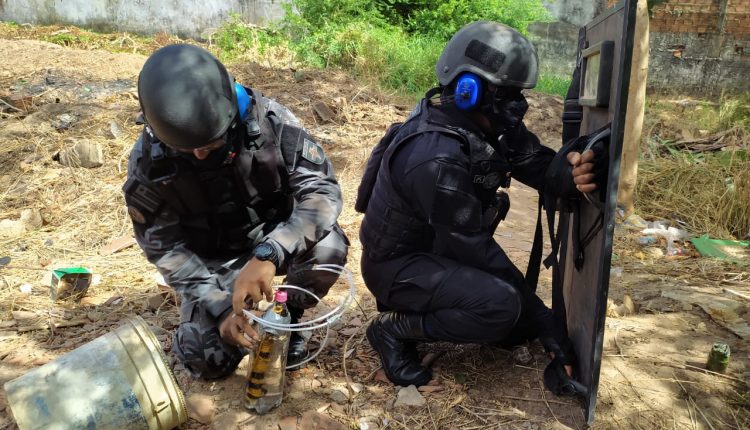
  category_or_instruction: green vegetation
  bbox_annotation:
[535,74,571,98]
[214,14,280,62]
[213,0,557,97]
[44,32,94,46]
[718,93,750,132]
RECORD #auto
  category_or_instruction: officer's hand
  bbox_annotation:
[232,257,275,315]
[219,313,259,348]
[567,150,597,193]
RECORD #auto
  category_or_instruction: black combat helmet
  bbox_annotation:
[435,21,539,89]
[138,44,238,150]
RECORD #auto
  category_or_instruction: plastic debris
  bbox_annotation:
[641,222,690,256]
[690,235,749,262]
[619,212,648,230]
[50,267,92,300]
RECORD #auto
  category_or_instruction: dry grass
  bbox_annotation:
[2,27,749,429]
[635,151,750,240]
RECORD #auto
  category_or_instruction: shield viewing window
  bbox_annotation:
[579,41,615,108]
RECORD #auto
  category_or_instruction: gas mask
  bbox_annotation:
[480,87,529,138]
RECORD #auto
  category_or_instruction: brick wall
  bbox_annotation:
[724,0,750,34]
[648,0,750,95]
[530,0,749,95]
[650,0,750,35]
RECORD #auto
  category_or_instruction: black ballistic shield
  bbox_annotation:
[555,0,637,424]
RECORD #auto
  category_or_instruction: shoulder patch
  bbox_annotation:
[301,138,325,165]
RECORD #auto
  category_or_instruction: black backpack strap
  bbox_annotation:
[525,196,544,292]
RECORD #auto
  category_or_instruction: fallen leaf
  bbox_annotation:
[373,369,392,384]
[100,235,136,255]
[103,296,124,306]
[340,327,358,336]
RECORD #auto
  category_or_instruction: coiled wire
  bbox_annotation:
[242,264,355,369]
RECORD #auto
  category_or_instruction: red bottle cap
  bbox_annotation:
[275,290,288,303]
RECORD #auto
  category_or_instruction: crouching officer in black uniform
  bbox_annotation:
[356,21,601,387]
[124,44,349,379]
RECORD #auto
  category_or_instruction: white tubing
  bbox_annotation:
[241,264,355,369]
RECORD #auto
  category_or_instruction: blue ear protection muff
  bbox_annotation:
[454,73,483,111]
[234,82,251,122]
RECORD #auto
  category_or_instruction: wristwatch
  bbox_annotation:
[254,242,280,268]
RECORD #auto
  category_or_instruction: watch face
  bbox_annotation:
[255,243,274,260]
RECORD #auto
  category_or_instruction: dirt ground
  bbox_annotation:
[0,35,748,430]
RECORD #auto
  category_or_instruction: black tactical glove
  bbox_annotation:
[540,335,588,397]
[539,335,575,366]
[545,125,609,201]
[544,357,588,397]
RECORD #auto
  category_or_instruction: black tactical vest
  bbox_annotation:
[358,100,513,261]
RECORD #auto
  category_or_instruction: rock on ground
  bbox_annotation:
[393,385,425,408]
[186,393,215,424]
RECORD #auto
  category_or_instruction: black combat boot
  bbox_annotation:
[366,312,432,387]
[287,307,308,368]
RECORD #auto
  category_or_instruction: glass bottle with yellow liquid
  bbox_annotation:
[244,290,291,414]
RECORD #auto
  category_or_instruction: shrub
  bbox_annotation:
[401,0,552,39]
[214,0,558,97]
[536,74,571,98]
[214,13,281,62]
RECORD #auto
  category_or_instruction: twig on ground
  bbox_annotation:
[342,313,376,398]
[426,402,438,430]
[17,319,87,333]
[674,372,716,430]
[687,400,697,430]
[513,364,538,371]
[458,404,490,425]
[365,365,381,381]
[352,296,369,319]
[499,395,576,406]
[606,354,747,385]
[533,357,561,424]
[0,98,23,112]
[723,288,750,301]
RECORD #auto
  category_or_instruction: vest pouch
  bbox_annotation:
[482,191,510,232]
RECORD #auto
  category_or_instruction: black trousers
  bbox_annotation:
[173,226,349,379]
[362,252,536,344]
